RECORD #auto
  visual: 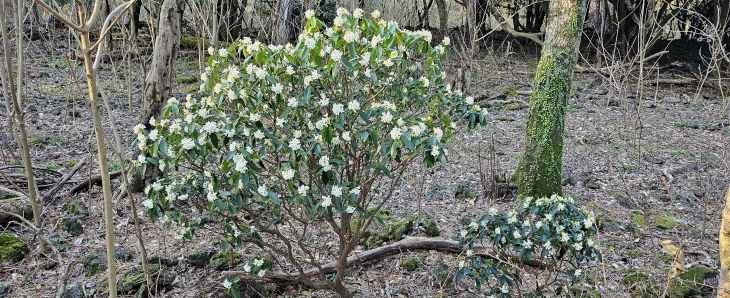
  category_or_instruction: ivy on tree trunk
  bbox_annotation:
[514,0,587,199]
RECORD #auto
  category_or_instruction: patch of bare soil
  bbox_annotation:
[1,32,729,298]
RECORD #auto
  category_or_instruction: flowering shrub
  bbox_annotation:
[456,195,601,297]
[135,7,486,297]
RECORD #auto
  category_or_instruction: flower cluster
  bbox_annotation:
[457,195,601,296]
[135,8,487,284]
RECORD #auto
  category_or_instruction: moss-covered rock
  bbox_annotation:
[402,254,424,271]
[653,215,678,229]
[667,265,716,297]
[630,211,647,228]
[0,233,28,263]
[174,75,198,84]
[505,102,525,110]
[59,217,83,236]
[81,247,134,276]
[210,251,244,270]
[64,201,89,218]
[361,216,415,248]
[454,182,476,201]
[420,218,440,237]
[185,249,217,267]
[621,268,660,298]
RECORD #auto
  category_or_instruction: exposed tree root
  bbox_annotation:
[222,236,544,285]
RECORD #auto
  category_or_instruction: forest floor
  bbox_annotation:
[0,30,729,298]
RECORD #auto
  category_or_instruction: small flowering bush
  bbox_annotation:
[135,7,485,297]
[456,195,601,297]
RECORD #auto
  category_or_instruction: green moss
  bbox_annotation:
[571,285,601,298]
[210,252,244,270]
[497,116,515,122]
[505,102,524,110]
[621,269,660,298]
[625,249,641,258]
[402,254,424,271]
[65,200,89,217]
[180,35,209,49]
[362,216,414,248]
[667,266,716,297]
[86,262,106,277]
[630,211,647,228]
[420,218,440,237]
[0,233,28,263]
[653,215,678,229]
[454,182,475,201]
[183,85,199,93]
[174,76,198,84]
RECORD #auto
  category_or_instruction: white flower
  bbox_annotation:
[286,65,294,75]
[213,83,223,94]
[442,36,450,45]
[389,127,402,140]
[494,227,501,235]
[333,16,343,27]
[573,242,583,250]
[431,145,439,157]
[254,130,265,139]
[383,59,393,67]
[460,230,468,237]
[587,238,595,247]
[371,10,380,19]
[289,138,301,151]
[419,76,429,87]
[381,111,393,123]
[513,230,522,239]
[346,205,356,214]
[222,279,232,289]
[324,28,334,37]
[297,185,309,196]
[319,155,331,171]
[331,186,343,197]
[489,207,498,215]
[583,217,594,229]
[336,7,348,16]
[561,232,569,243]
[575,233,584,242]
[433,128,443,140]
[465,96,474,105]
[332,103,344,115]
[353,8,363,18]
[523,239,533,249]
[142,199,154,209]
[227,90,236,100]
[243,264,251,272]
[466,249,473,257]
[218,48,227,56]
[282,169,295,180]
[137,154,146,164]
[180,138,195,150]
[348,100,360,111]
[321,196,332,207]
[341,131,351,141]
[202,121,218,134]
[207,191,217,202]
[459,260,465,268]
[343,31,357,43]
[318,96,329,107]
[557,203,565,211]
[468,221,478,230]
[288,97,299,107]
[501,284,509,293]
[545,213,554,221]
[535,221,543,229]
[134,124,144,134]
[305,9,315,19]
[272,83,284,94]
[257,269,266,277]
[258,185,267,196]
[330,49,343,62]
[574,269,582,277]
[207,47,214,55]
[254,258,264,267]
[350,187,361,196]
[523,219,531,227]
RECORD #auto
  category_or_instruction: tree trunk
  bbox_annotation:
[514,0,587,199]
[435,0,447,30]
[274,0,293,45]
[130,0,183,192]
[719,186,730,297]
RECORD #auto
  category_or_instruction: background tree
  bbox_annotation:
[513,0,587,199]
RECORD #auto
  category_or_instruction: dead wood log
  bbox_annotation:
[222,236,543,285]
[719,186,730,297]
[43,156,87,201]
[68,170,122,194]
[0,196,33,224]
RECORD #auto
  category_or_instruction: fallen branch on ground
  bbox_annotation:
[44,156,87,201]
[222,236,544,285]
[68,170,122,194]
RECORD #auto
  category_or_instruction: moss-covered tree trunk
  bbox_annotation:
[514,0,587,199]
[130,0,183,192]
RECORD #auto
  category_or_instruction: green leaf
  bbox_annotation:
[322,126,334,144]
